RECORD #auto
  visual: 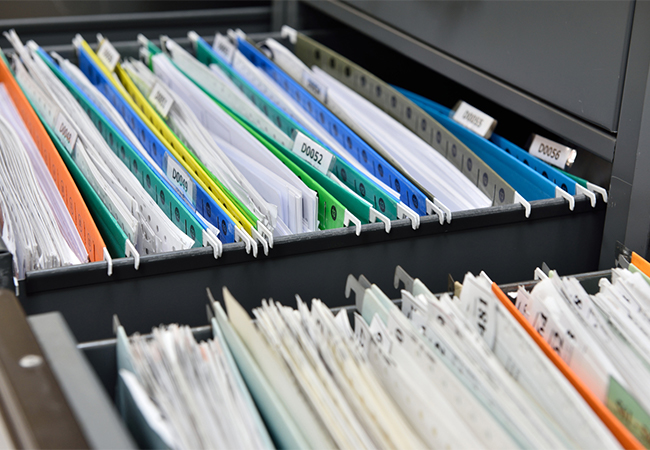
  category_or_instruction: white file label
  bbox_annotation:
[164,154,196,206]
[97,40,121,72]
[213,33,236,65]
[529,134,577,169]
[148,83,174,119]
[291,131,335,175]
[452,101,496,138]
[54,113,78,154]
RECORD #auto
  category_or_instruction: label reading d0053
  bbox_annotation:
[54,113,78,155]
[164,153,196,207]
[148,83,174,119]
[452,101,497,138]
[302,70,327,104]
[291,131,336,175]
[529,134,577,169]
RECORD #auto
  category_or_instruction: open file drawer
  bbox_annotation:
[0,7,607,343]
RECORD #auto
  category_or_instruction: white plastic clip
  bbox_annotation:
[235,227,257,257]
[358,274,372,289]
[188,31,200,45]
[534,267,549,281]
[159,35,171,55]
[50,51,64,65]
[281,25,298,44]
[345,274,367,311]
[575,183,597,208]
[258,222,274,248]
[203,229,222,259]
[555,186,575,211]
[436,198,452,223]
[124,240,140,270]
[137,34,149,48]
[587,182,608,203]
[426,198,445,225]
[393,265,415,293]
[13,277,18,297]
[397,203,420,230]
[226,29,239,42]
[514,191,532,218]
[369,208,391,233]
[251,227,268,257]
[343,210,362,236]
[96,33,104,44]
[103,247,113,276]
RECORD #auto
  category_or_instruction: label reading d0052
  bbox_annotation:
[148,83,174,119]
[529,134,577,169]
[291,131,336,175]
[54,113,78,155]
[452,101,497,138]
[164,153,196,207]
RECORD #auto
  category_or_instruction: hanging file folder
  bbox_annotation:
[0,45,105,262]
[288,29,526,216]
[73,37,252,253]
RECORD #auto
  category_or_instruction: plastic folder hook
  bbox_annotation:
[533,267,548,281]
[345,274,367,311]
[124,240,140,270]
[397,203,420,230]
[250,228,268,257]
[258,222,274,249]
[369,208,391,233]
[393,265,415,293]
[555,186,575,211]
[203,230,223,259]
[103,247,113,276]
[426,199,446,225]
[280,26,298,45]
[344,210,362,236]
[514,192,532,218]
[112,314,122,336]
[575,184,597,208]
[587,182,608,203]
[235,227,255,257]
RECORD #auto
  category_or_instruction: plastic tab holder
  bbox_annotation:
[0,50,105,261]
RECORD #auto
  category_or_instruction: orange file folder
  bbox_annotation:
[491,282,643,450]
[0,54,105,262]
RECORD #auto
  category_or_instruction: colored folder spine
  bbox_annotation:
[0,51,105,262]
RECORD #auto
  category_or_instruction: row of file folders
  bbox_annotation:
[0,26,607,277]
[115,252,650,449]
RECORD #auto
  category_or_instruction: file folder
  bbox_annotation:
[74,38,247,249]
[491,282,643,449]
[290,30,521,212]
[0,50,105,262]
[36,47,213,251]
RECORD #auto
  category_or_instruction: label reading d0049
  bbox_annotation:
[54,113,78,155]
[452,101,497,138]
[529,134,577,169]
[291,132,336,175]
[164,153,196,207]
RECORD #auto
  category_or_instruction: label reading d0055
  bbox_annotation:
[291,131,336,175]
[452,101,497,138]
[529,134,577,169]
[164,153,196,207]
